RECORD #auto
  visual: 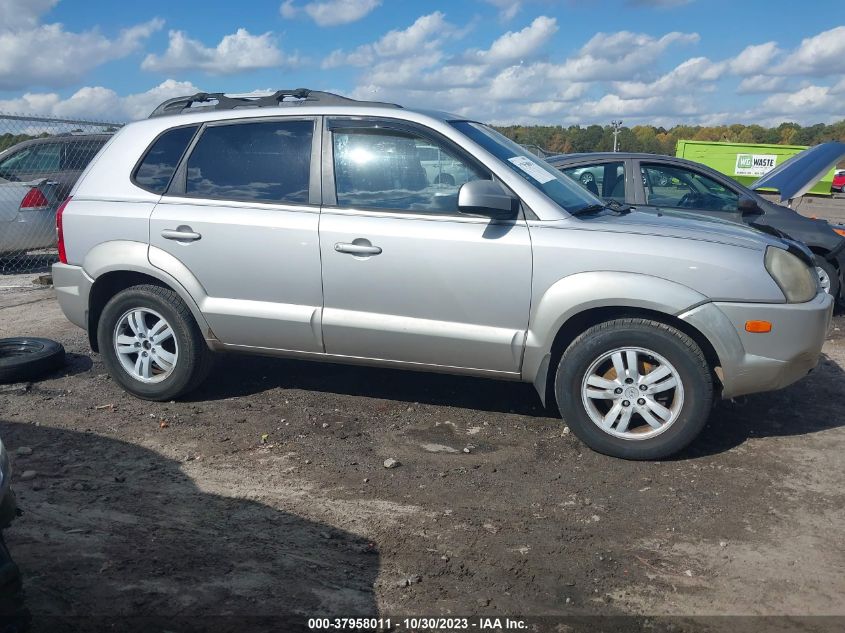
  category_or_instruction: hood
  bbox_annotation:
[577,205,785,251]
[751,141,845,202]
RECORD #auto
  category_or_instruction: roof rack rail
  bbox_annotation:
[148,89,402,118]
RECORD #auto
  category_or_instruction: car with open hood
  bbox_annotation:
[548,143,845,301]
[51,89,832,460]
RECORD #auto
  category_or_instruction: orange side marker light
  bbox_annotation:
[745,320,772,333]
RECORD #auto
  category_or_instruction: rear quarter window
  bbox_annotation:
[133,126,199,194]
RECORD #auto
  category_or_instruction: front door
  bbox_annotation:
[148,117,324,352]
[636,161,743,222]
[318,119,533,375]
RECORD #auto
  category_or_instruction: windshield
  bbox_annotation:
[450,121,603,215]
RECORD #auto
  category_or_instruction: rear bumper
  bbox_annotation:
[680,292,833,399]
[51,263,92,331]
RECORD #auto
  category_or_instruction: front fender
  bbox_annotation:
[522,271,709,402]
[83,240,215,342]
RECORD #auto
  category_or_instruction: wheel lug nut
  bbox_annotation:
[625,378,633,384]
[614,387,623,394]
[639,384,647,391]
[637,398,645,405]
[622,400,630,407]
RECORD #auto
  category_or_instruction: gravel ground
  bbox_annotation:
[0,272,844,633]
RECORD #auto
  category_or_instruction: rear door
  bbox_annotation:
[148,117,325,352]
[317,117,532,374]
[558,159,633,203]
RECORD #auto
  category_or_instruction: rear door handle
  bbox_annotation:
[161,227,202,242]
[334,242,382,256]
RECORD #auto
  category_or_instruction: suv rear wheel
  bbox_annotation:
[554,318,712,460]
[97,284,213,401]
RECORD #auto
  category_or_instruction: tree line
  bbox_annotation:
[495,120,845,157]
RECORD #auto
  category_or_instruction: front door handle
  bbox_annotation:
[161,226,202,242]
[334,242,382,256]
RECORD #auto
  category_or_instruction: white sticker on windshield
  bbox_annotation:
[508,156,556,184]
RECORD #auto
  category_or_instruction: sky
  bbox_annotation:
[0,0,842,126]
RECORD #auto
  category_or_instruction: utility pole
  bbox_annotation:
[611,120,623,152]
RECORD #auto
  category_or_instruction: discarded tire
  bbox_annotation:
[0,338,65,384]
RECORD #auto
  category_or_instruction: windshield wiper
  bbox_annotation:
[605,199,634,214]
[570,203,606,216]
[571,200,633,216]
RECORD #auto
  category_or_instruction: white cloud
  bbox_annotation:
[484,0,524,21]
[0,0,57,29]
[470,16,557,64]
[0,79,201,121]
[552,30,699,81]
[736,75,786,95]
[0,15,163,90]
[323,11,459,68]
[774,26,845,76]
[142,28,293,74]
[281,0,380,26]
[727,41,780,76]
[759,85,839,116]
[613,56,725,98]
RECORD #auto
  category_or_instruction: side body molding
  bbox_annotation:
[83,241,216,344]
[522,271,710,403]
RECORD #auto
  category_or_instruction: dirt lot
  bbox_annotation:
[1,269,844,632]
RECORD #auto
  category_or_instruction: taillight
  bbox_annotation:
[19,188,50,210]
[56,196,71,264]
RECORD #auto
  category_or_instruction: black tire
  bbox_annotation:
[0,338,65,384]
[579,172,594,185]
[97,284,213,401]
[813,256,840,301]
[554,318,713,460]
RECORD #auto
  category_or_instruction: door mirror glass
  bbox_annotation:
[458,180,517,219]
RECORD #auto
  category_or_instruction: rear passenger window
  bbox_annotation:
[134,126,198,194]
[186,120,313,204]
[562,161,626,202]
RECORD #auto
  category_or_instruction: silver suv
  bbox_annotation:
[52,90,832,459]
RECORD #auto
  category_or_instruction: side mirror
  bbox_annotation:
[458,180,518,220]
[738,195,762,215]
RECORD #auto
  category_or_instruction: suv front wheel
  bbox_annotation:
[98,284,213,401]
[554,318,713,460]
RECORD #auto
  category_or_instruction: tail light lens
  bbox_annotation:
[56,196,71,264]
[19,188,50,210]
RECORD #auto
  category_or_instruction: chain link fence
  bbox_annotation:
[0,113,122,275]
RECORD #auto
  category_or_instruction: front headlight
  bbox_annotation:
[765,246,818,303]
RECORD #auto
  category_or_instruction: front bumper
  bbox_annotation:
[51,263,93,331]
[680,291,833,399]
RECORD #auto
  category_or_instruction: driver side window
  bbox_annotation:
[332,127,487,215]
[641,164,738,212]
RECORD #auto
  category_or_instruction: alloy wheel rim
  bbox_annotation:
[581,347,684,440]
[113,307,178,384]
[816,266,831,293]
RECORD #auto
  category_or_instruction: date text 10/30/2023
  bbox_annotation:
[307,617,528,630]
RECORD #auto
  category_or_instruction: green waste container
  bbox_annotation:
[675,140,835,196]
